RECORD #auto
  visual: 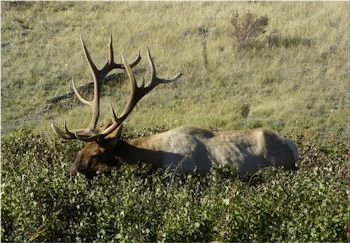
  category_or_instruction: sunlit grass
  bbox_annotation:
[1,2,347,141]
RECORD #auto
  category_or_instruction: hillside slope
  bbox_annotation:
[1,2,347,140]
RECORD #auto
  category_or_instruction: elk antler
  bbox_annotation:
[99,48,183,140]
[51,35,141,140]
[71,47,183,142]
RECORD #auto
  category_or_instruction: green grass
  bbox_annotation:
[1,1,348,241]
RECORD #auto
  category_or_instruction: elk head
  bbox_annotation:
[51,35,183,177]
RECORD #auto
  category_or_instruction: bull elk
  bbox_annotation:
[51,35,298,180]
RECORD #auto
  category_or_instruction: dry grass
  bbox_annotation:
[1,2,347,141]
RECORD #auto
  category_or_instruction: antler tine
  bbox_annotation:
[80,35,102,132]
[97,53,142,137]
[147,47,156,83]
[129,51,142,68]
[51,122,75,139]
[67,35,98,110]
[108,34,114,64]
[100,53,138,136]
[108,101,122,124]
[80,35,98,78]
[119,53,141,117]
[71,78,91,107]
[51,76,94,139]
[146,47,183,87]
[101,34,142,77]
[74,131,105,142]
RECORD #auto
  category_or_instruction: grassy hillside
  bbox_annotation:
[1,2,347,138]
[1,1,348,241]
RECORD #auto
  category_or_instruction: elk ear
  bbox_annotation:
[98,125,122,149]
[102,125,122,150]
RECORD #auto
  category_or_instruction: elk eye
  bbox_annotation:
[89,155,100,169]
[91,155,99,163]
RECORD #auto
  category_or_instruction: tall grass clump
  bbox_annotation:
[2,128,347,241]
[230,11,269,50]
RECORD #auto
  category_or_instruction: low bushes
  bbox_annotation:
[1,128,347,241]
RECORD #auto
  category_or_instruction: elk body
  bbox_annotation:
[52,35,298,179]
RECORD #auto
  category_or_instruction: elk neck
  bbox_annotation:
[112,136,163,168]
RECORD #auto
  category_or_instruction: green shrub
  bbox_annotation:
[1,128,347,241]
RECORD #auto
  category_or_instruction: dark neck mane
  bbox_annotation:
[113,139,163,168]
